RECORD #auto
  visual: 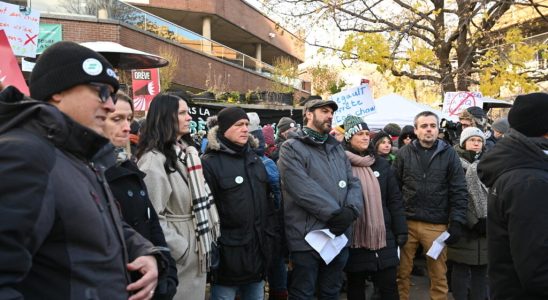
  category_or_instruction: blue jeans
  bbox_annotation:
[210,281,265,300]
[288,248,349,300]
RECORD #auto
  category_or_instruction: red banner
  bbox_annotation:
[132,68,160,111]
[0,30,29,95]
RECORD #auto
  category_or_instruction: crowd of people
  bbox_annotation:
[0,41,547,300]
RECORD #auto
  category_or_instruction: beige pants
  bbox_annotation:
[397,220,449,300]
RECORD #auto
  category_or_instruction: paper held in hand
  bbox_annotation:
[426,231,450,260]
[305,229,348,265]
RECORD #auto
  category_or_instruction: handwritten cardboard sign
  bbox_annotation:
[330,84,376,125]
[0,1,40,57]
[132,68,160,111]
[0,30,29,94]
[442,92,483,118]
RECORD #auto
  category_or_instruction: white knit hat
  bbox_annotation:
[459,127,485,147]
[246,112,261,132]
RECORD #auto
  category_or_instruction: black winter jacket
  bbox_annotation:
[344,154,408,273]
[478,129,548,300]
[394,139,467,225]
[106,159,178,300]
[202,127,277,285]
[0,86,158,299]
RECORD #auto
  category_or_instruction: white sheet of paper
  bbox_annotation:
[426,231,450,260]
[305,229,348,264]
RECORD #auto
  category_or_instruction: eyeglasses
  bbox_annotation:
[88,82,117,104]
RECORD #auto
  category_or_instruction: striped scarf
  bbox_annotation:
[184,146,221,273]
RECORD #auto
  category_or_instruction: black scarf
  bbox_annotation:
[218,134,247,155]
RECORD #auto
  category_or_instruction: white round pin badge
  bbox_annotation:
[373,171,380,177]
[338,180,347,188]
[82,58,103,76]
[235,176,244,184]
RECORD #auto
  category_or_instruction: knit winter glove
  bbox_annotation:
[396,234,408,247]
[327,207,358,236]
[474,218,487,236]
[445,222,463,245]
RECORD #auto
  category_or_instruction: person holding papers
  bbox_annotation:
[341,116,408,300]
[277,99,363,300]
[394,111,467,300]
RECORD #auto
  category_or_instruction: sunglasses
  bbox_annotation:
[88,82,117,104]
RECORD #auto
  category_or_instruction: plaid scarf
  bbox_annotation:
[182,146,221,273]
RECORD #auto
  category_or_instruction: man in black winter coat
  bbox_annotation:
[0,41,161,300]
[202,107,277,300]
[394,111,468,300]
[478,93,548,300]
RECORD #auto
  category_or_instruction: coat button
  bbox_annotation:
[140,190,146,196]
[127,190,133,197]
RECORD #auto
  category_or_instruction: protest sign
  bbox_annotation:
[330,84,376,125]
[442,91,483,118]
[22,23,63,72]
[132,68,160,111]
[0,29,29,94]
[0,1,40,57]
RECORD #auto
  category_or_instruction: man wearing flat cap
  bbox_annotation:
[0,41,161,299]
[278,99,363,299]
[478,92,548,300]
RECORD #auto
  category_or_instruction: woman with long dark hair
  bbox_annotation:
[136,93,220,300]
[104,91,178,299]
[342,115,408,300]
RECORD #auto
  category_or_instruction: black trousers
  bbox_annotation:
[346,266,399,300]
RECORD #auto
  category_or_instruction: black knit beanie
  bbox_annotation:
[30,41,119,101]
[508,92,548,137]
[217,107,249,135]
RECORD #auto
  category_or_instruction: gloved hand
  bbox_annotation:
[445,222,463,245]
[396,234,408,247]
[327,207,358,236]
[474,218,487,236]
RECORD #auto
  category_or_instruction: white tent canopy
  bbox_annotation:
[362,93,444,130]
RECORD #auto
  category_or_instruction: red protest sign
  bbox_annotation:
[0,30,29,95]
[132,68,160,111]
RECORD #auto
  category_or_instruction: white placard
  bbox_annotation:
[330,84,376,125]
[442,92,483,118]
[0,2,40,57]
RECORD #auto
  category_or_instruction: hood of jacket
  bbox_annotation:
[478,128,548,187]
[205,125,259,154]
[0,86,110,161]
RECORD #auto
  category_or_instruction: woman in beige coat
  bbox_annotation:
[136,93,220,300]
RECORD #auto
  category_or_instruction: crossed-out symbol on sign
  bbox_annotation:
[448,92,477,116]
[24,33,37,45]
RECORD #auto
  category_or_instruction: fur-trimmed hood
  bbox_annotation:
[205,125,259,153]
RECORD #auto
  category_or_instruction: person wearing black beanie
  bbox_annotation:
[0,41,161,299]
[201,106,277,297]
[477,93,548,299]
